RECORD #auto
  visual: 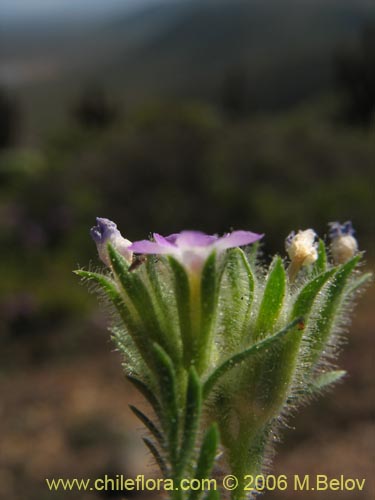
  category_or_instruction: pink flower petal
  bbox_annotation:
[129,240,173,254]
[215,230,263,250]
[153,233,177,248]
[174,231,218,248]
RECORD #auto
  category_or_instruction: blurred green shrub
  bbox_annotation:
[0,98,373,358]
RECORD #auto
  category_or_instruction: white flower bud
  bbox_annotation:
[286,229,318,266]
[329,221,358,264]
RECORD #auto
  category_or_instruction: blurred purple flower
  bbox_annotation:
[129,230,263,272]
[90,217,132,266]
[328,221,355,238]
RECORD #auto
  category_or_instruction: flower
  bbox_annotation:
[329,221,358,264]
[90,217,132,266]
[128,230,263,273]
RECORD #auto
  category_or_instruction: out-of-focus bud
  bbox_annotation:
[285,229,318,281]
[90,217,132,267]
[329,221,358,264]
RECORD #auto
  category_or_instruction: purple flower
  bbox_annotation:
[90,217,132,266]
[129,230,263,272]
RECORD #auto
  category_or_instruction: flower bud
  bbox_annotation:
[329,221,358,264]
[90,217,132,267]
[285,229,318,280]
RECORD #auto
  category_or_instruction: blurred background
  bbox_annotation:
[0,1,374,499]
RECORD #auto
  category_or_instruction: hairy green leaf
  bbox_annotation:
[188,423,219,500]
[143,438,168,476]
[168,256,193,367]
[129,405,164,446]
[108,245,172,356]
[152,343,179,463]
[254,256,286,341]
[220,248,255,346]
[198,251,218,372]
[146,257,181,356]
[309,255,361,365]
[292,268,336,319]
[313,370,347,390]
[74,270,154,366]
[177,367,202,477]
[315,239,327,274]
[347,271,372,295]
[126,375,163,421]
[203,318,301,398]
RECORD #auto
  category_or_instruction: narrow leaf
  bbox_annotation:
[254,256,286,341]
[152,343,179,463]
[146,257,181,355]
[108,245,171,356]
[143,438,168,477]
[220,248,255,345]
[126,375,162,421]
[292,268,336,319]
[168,256,193,367]
[129,405,164,446]
[177,367,202,477]
[309,255,361,365]
[188,423,220,500]
[315,239,327,274]
[74,270,127,313]
[75,270,153,366]
[347,272,372,295]
[313,370,347,390]
[197,251,218,372]
[203,318,301,399]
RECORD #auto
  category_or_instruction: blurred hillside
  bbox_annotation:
[1,0,375,141]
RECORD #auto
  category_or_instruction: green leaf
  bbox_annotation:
[74,269,118,301]
[246,240,261,268]
[315,239,327,274]
[203,318,301,399]
[197,251,218,372]
[108,245,170,353]
[200,252,217,337]
[252,269,340,411]
[347,272,372,295]
[188,423,219,500]
[75,270,153,366]
[177,367,202,477]
[126,375,162,421]
[129,405,164,446]
[146,257,181,355]
[220,248,255,346]
[313,370,347,391]
[261,267,340,410]
[292,268,336,319]
[143,438,168,476]
[309,255,361,365]
[168,256,193,367]
[254,256,286,341]
[151,343,179,463]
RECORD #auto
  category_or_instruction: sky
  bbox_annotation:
[0,0,163,22]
